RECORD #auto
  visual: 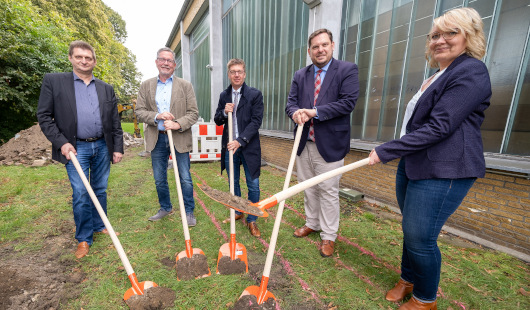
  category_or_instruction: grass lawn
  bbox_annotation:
[0,124,528,309]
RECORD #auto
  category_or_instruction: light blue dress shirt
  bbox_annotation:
[155,76,173,131]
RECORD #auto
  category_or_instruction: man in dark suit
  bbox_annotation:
[37,40,124,259]
[285,29,359,257]
[214,58,264,237]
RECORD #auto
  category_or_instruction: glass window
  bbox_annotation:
[340,0,529,156]
[174,49,182,78]
[190,13,211,121]
[222,0,309,132]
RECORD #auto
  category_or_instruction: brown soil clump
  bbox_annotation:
[217,256,247,275]
[175,254,210,280]
[231,295,277,310]
[0,124,53,166]
[125,286,176,310]
[197,183,264,216]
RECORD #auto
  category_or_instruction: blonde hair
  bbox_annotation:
[425,7,486,68]
[227,58,246,72]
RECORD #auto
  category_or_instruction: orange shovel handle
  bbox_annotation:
[185,239,193,258]
[257,276,270,304]
[230,233,236,260]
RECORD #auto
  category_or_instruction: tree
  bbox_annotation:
[0,0,142,143]
[0,0,72,142]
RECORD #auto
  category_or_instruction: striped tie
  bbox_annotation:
[308,69,322,142]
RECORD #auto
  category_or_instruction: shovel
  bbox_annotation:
[239,124,304,304]
[216,112,249,274]
[69,151,157,301]
[210,157,370,217]
[167,129,211,280]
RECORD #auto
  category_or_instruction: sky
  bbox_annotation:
[102,0,184,81]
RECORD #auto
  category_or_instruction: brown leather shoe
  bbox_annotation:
[75,241,89,259]
[399,297,437,310]
[95,228,120,236]
[222,213,244,224]
[320,240,335,257]
[293,225,316,238]
[247,222,261,237]
[386,278,414,302]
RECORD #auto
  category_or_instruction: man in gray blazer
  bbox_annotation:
[37,40,124,259]
[135,47,199,224]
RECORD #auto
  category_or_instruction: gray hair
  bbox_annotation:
[156,47,175,59]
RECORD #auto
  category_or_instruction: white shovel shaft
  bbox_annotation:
[228,112,236,234]
[167,130,191,241]
[262,125,304,278]
[69,151,134,276]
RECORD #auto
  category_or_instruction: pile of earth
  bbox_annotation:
[0,124,143,166]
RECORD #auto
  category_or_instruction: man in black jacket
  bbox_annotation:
[37,40,123,259]
[214,58,264,237]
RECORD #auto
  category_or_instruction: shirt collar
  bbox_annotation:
[313,58,332,73]
[73,72,95,82]
[157,75,173,84]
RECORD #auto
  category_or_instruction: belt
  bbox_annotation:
[159,131,167,134]
[77,137,102,142]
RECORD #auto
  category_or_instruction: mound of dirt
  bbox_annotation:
[231,295,277,310]
[0,124,52,166]
[217,256,247,275]
[0,124,143,166]
[175,254,210,280]
[125,286,176,310]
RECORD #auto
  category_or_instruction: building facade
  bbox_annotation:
[167,0,530,261]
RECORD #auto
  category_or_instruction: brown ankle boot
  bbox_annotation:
[385,279,414,302]
[399,297,437,310]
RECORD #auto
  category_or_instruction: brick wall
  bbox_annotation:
[261,135,530,258]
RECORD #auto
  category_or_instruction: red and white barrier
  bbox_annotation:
[190,121,223,162]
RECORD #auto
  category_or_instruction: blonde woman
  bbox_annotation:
[369,8,491,310]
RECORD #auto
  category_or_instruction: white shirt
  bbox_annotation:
[400,68,446,138]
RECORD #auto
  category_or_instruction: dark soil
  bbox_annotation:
[125,286,176,310]
[217,256,247,275]
[197,183,264,216]
[0,220,83,310]
[175,254,210,280]
[231,295,277,310]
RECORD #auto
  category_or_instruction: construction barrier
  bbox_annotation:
[190,120,223,162]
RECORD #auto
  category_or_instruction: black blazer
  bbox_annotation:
[37,72,123,164]
[375,55,491,180]
[285,58,359,162]
[214,82,264,180]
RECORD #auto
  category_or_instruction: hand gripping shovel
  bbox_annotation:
[239,124,303,304]
[216,112,248,274]
[69,151,157,301]
[167,130,211,280]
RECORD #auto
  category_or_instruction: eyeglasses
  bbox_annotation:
[229,70,245,76]
[157,58,175,64]
[74,55,94,62]
[427,29,459,42]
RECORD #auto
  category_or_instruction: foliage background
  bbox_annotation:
[0,0,141,143]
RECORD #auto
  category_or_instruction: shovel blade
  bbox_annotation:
[197,183,268,217]
[241,285,276,305]
[216,242,249,274]
[123,281,158,301]
[176,248,211,280]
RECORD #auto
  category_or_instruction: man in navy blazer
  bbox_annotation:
[286,29,359,257]
[214,58,264,237]
[37,40,123,259]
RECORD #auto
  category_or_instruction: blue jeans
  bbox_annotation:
[224,149,260,222]
[395,159,475,301]
[65,139,110,245]
[151,133,195,214]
